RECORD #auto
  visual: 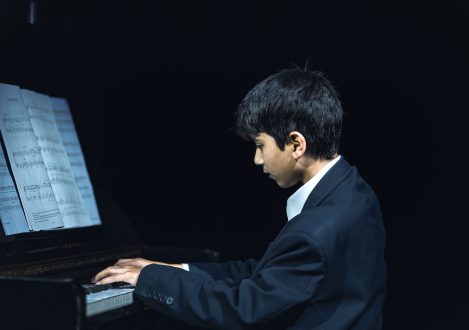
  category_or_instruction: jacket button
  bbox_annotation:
[165,297,174,305]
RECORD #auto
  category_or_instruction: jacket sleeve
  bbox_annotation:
[188,259,258,282]
[134,231,327,329]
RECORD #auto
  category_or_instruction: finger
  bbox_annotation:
[115,259,142,267]
[96,272,128,285]
[114,258,133,266]
[92,266,131,283]
[92,268,113,283]
[97,269,140,286]
[116,258,154,269]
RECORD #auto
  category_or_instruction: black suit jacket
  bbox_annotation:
[135,157,386,329]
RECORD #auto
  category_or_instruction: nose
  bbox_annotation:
[254,148,263,166]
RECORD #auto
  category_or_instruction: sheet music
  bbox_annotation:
[21,89,92,228]
[0,147,29,235]
[0,83,63,231]
[50,97,101,225]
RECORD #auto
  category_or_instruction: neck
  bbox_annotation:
[300,154,338,184]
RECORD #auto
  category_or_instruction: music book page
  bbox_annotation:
[20,89,92,228]
[50,97,101,225]
[0,147,29,235]
[0,83,63,231]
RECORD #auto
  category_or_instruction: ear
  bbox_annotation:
[288,131,307,160]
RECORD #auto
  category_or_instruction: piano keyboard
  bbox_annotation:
[83,282,135,317]
[82,281,134,294]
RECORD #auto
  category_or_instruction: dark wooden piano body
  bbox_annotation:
[0,188,220,330]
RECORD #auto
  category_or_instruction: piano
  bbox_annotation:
[0,6,223,329]
[0,187,220,330]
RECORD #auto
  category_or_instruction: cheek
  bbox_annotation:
[263,153,276,170]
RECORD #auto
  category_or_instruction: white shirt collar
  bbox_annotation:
[286,155,341,221]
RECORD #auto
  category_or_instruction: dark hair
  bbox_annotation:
[235,66,343,160]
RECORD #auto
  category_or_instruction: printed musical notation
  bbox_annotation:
[3,117,33,133]
[21,89,92,228]
[0,83,63,231]
[26,103,50,115]
[51,97,101,225]
[12,147,66,169]
[13,146,45,169]
[28,114,55,127]
[23,182,56,202]
[0,147,29,235]
[0,83,101,235]
[45,163,71,174]
[13,146,41,158]
[37,134,62,145]
[0,195,23,204]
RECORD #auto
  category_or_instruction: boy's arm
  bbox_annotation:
[134,231,325,329]
[188,259,258,281]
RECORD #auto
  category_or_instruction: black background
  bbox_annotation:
[1,1,468,328]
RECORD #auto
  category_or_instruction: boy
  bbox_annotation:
[93,66,386,329]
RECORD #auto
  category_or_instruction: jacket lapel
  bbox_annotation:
[302,157,353,210]
[256,157,353,272]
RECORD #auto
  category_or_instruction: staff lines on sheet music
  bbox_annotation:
[49,176,76,187]
[75,176,87,183]
[13,146,42,158]
[15,160,45,169]
[36,134,62,145]
[66,152,84,159]
[26,104,52,115]
[12,147,46,170]
[0,195,22,204]
[29,115,56,127]
[13,147,41,159]
[53,109,69,115]
[56,193,83,206]
[46,163,72,174]
[0,185,16,192]
[0,204,22,211]
[41,147,66,156]
[63,141,79,147]
[54,118,72,126]
[24,187,55,202]
[61,208,87,218]
[23,182,53,192]
[70,161,86,167]
[3,117,33,133]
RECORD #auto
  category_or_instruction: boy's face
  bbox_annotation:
[253,133,300,188]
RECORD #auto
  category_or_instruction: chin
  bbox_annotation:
[276,181,293,189]
[277,179,298,189]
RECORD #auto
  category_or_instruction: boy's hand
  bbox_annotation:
[91,257,185,286]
